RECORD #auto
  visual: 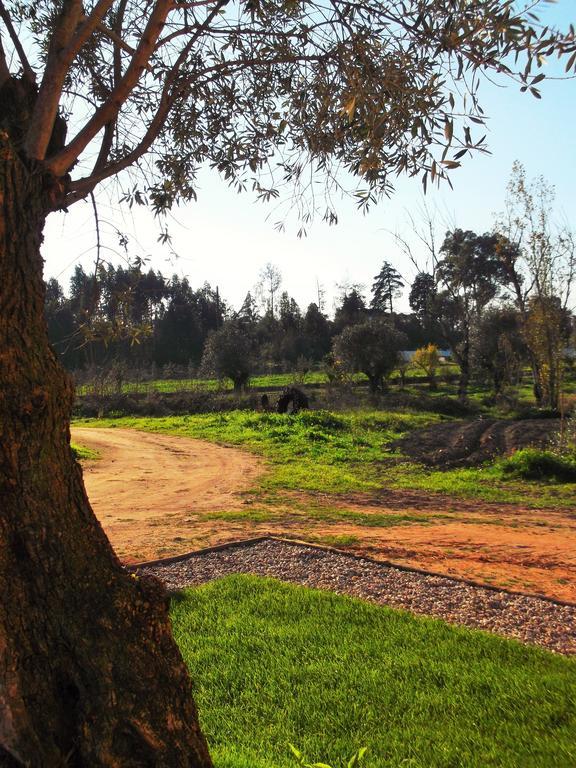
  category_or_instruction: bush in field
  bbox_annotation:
[552,416,576,456]
[501,448,576,482]
[332,319,407,393]
[413,344,441,390]
[201,323,253,392]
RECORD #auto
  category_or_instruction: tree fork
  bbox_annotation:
[0,130,212,766]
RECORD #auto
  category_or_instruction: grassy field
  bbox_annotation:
[75,363,462,395]
[172,575,576,768]
[74,410,576,508]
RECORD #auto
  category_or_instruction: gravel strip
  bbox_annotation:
[138,538,576,656]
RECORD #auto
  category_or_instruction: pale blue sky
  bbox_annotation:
[42,1,576,316]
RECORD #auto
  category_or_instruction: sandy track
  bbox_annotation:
[72,427,264,562]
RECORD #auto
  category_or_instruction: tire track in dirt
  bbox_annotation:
[72,427,265,562]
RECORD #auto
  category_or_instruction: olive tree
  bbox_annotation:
[0,0,573,763]
[471,306,525,396]
[333,318,407,393]
[201,322,253,392]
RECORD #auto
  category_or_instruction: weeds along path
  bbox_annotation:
[72,427,264,563]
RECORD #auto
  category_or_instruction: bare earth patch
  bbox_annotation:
[390,418,560,468]
[73,427,576,602]
[72,427,264,562]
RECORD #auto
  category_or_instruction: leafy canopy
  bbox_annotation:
[1,0,574,226]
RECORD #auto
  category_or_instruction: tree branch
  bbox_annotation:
[46,0,174,176]
[25,0,115,161]
[64,0,229,201]
[0,0,35,82]
[88,0,130,178]
[0,32,10,86]
[91,120,116,176]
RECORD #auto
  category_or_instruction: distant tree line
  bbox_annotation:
[45,242,574,409]
[46,166,575,411]
[44,261,446,375]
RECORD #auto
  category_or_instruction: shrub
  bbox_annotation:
[332,319,407,394]
[201,323,253,392]
[413,344,440,390]
[501,448,576,482]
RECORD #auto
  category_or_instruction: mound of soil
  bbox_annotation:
[392,418,561,469]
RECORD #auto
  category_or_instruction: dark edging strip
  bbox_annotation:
[129,534,576,610]
[128,536,271,569]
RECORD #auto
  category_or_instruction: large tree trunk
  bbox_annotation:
[0,133,212,764]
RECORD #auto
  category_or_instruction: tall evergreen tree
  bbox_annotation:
[333,289,368,333]
[371,261,404,314]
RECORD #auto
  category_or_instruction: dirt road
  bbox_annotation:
[72,427,576,602]
[72,427,264,562]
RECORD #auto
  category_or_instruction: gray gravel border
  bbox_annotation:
[135,537,576,656]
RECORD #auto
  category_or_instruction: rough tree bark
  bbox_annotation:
[0,88,212,766]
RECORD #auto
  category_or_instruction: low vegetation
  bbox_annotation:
[75,410,576,507]
[172,575,576,768]
[70,442,99,461]
[501,448,576,482]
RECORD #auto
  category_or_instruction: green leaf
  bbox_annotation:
[289,743,304,761]
[348,747,368,767]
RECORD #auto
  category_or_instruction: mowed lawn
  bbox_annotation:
[172,576,576,768]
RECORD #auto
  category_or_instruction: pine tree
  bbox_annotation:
[371,262,404,314]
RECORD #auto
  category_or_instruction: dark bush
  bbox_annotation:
[74,390,260,418]
[501,448,576,482]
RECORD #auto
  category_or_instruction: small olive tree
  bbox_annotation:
[333,318,407,393]
[471,306,526,396]
[201,323,253,392]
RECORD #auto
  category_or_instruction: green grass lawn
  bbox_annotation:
[74,410,576,508]
[77,371,334,395]
[172,576,576,768]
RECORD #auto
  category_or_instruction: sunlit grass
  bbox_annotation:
[75,362,463,395]
[74,409,436,492]
[71,442,99,461]
[173,576,576,768]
